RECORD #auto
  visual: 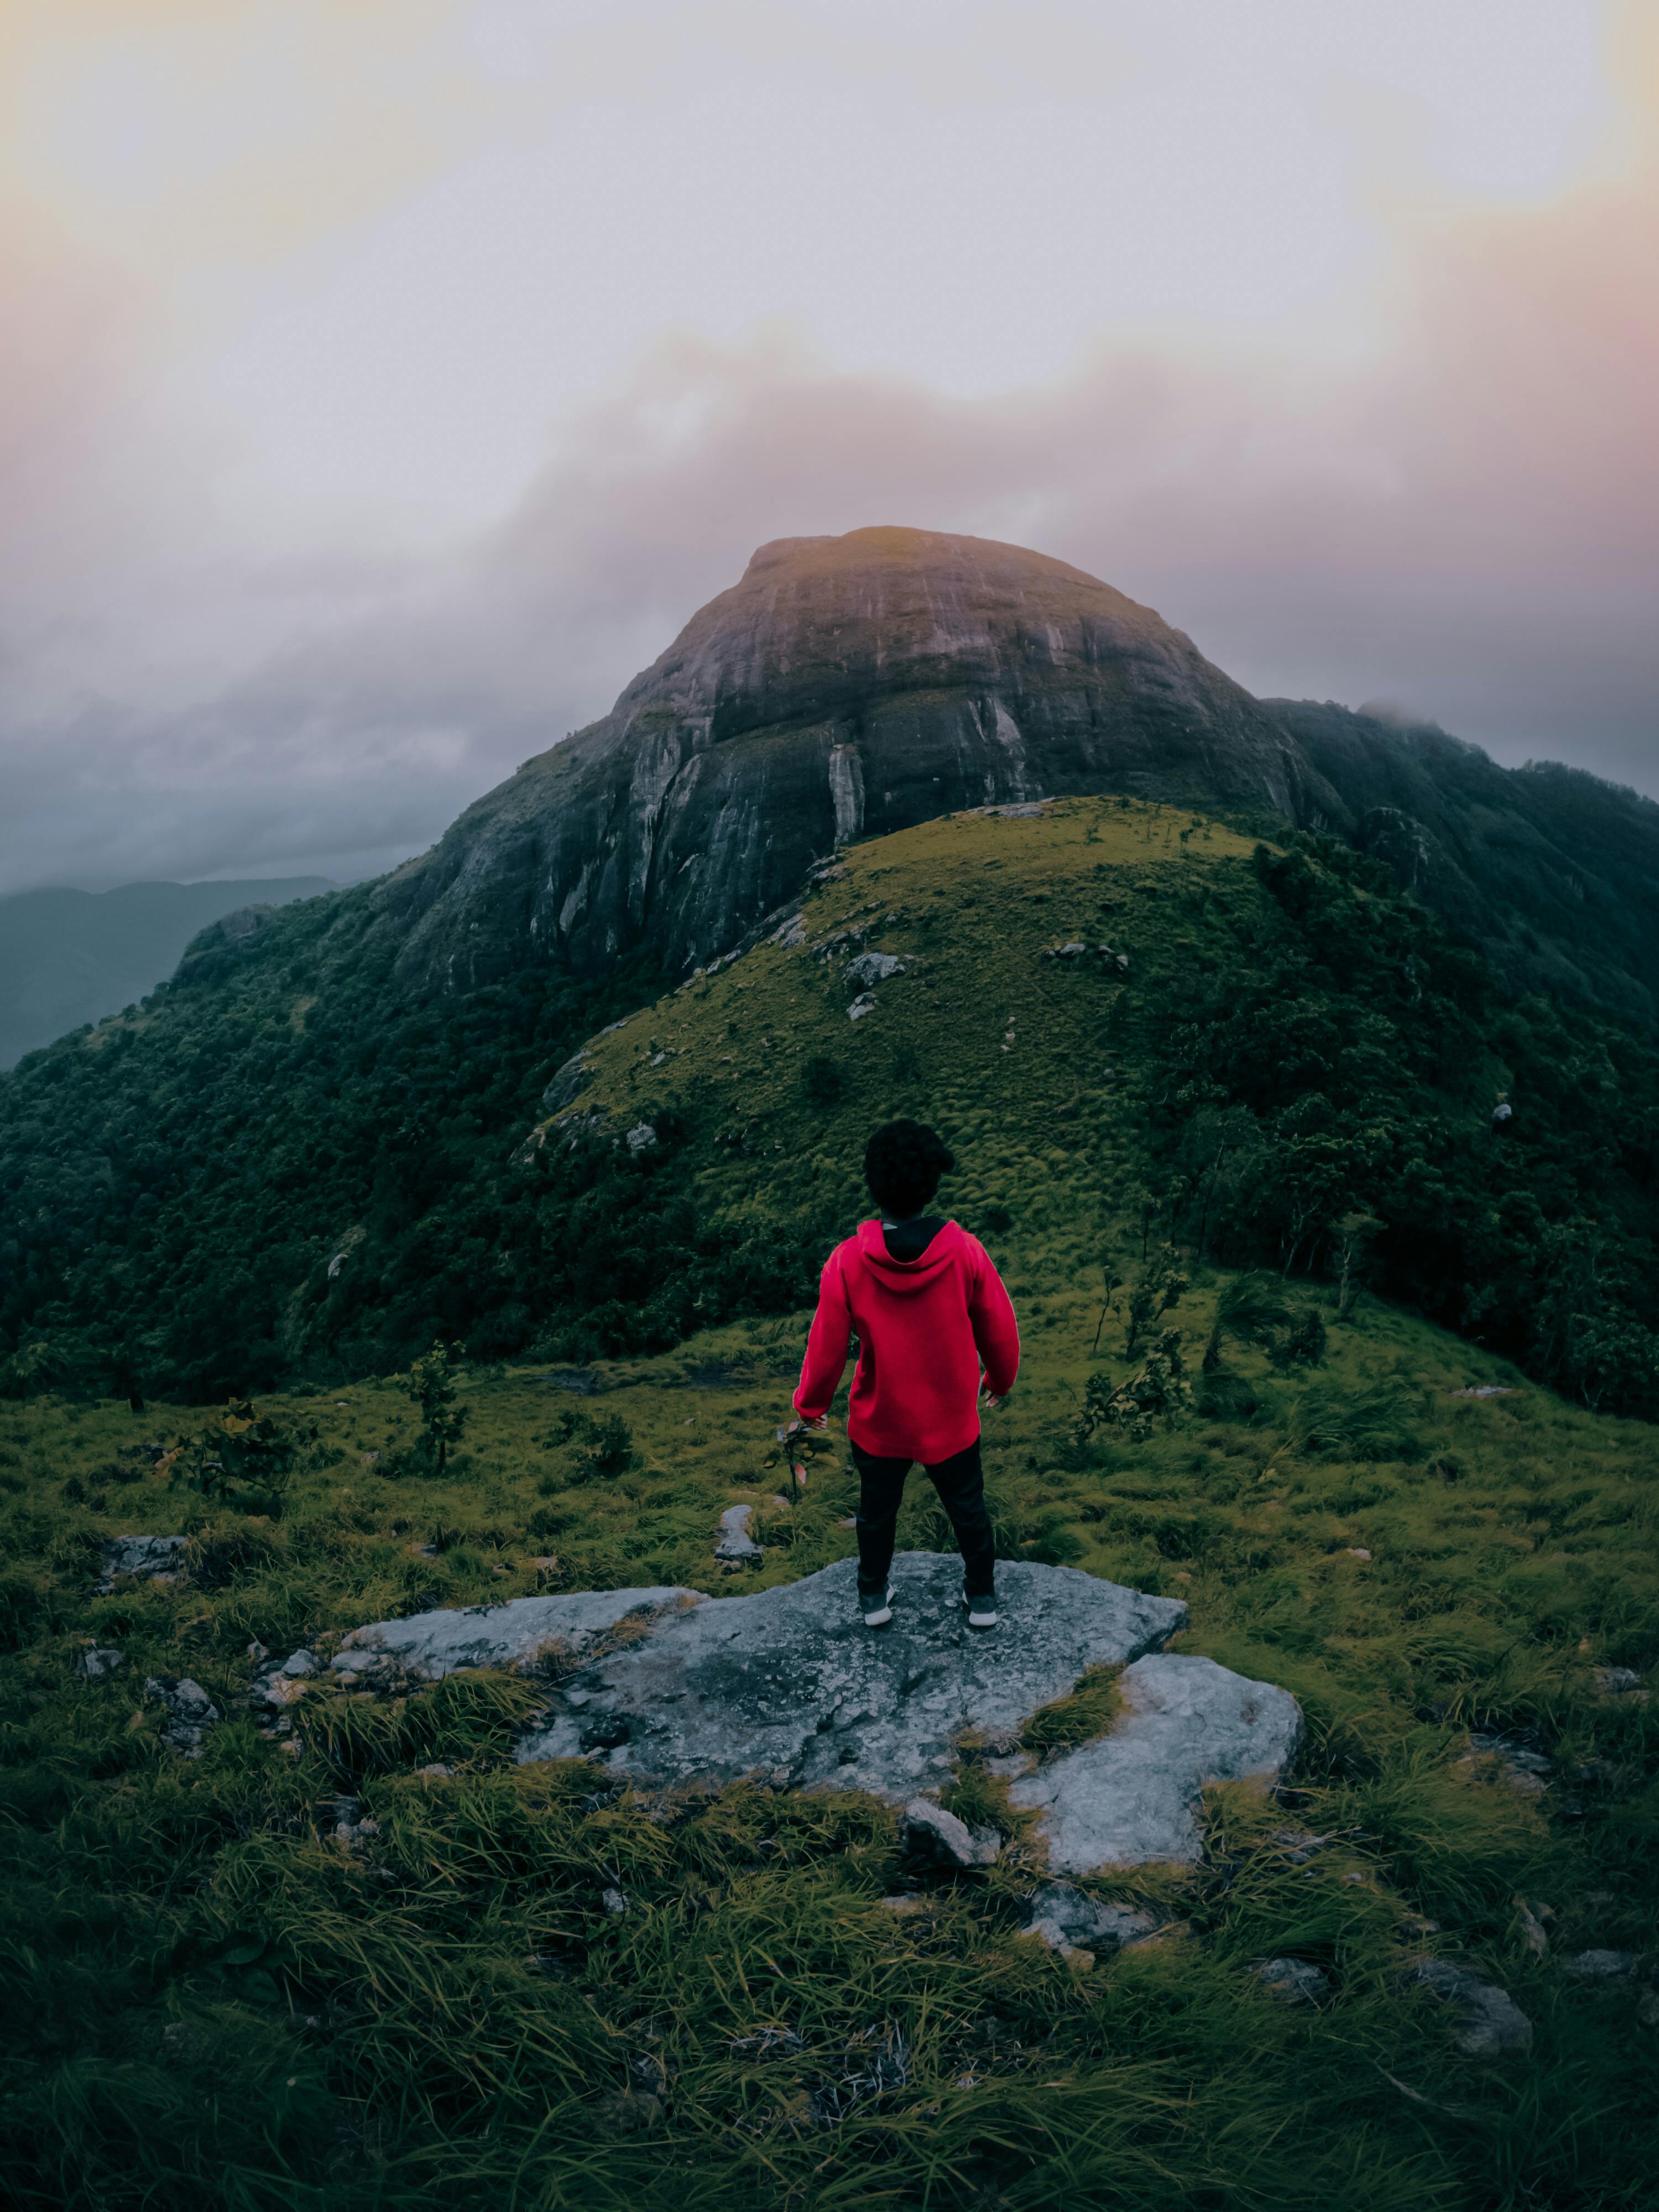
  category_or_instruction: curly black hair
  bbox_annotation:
[864,1119,955,1218]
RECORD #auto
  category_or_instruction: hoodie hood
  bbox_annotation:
[856,1215,965,1292]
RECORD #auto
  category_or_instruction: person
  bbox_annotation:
[789,1120,1020,1631]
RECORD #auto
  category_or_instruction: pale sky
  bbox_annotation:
[2,0,1655,891]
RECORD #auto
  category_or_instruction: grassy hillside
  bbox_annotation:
[517,796,1659,1416]
[1,1262,1655,2209]
[5,796,1656,1413]
[4,799,1655,2204]
[1271,699,1659,1029]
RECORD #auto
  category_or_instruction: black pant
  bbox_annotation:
[851,1437,996,1598]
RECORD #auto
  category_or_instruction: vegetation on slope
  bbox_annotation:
[0,877,335,1072]
[1,1277,1655,2210]
[0,883,652,1398]
[1272,697,1659,1025]
[4,796,1657,1416]
[519,797,1659,1415]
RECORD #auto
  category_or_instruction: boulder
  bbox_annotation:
[75,1646,124,1679]
[1252,1957,1330,2005]
[1565,1949,1641,1980]
[1009,1652,1302,1870]
[843,951,905,992]
[330,1555,1301,1872]
[1410,1958,1533,2056]
[330,1585,692,1683]
[714,1504,764,1562]
[899,1798,999,1869]
[1460,1733,1552,1797]
[1594,1667,1644,1695]
[1022,1881,1159,1955]
[145,1675,221,1756]
[96,1534,187,1593]
[249,1646,327,1713]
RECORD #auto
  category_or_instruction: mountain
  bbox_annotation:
[1268,700,1659,1026]
[0,878,335,1070]
[2,791,1655,1413]
[2,527,1658,1407]
[365,527,1659,1025]
[377,526,1343,990]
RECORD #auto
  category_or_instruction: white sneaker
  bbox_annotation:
[860,1585,895,1629]
[961,1592,998,1631]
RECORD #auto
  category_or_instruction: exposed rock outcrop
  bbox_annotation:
[96,1535,187,1593]
[145,1674,220,1755]
[322,1554,1302,1872]
[1410,1958,1533,2057]
[377,527,1345,989]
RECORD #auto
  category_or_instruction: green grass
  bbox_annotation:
[3,795,1656,2207]
[2,1265,1657,2209]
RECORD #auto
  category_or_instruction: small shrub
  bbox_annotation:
[1124,1253,1188,1355]
[1271,1306,1328,1368]
[575,1413,634,1480]
[403,1343,469,1477]
[1074,1332,1192,1443]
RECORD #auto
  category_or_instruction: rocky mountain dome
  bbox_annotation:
[377,526,1345,988]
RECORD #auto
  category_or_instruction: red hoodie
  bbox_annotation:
[792,1219,1020,1462]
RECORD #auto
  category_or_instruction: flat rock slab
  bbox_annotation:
[515,1556,1185,1806]
[330,1585,692,1681]
[1010,1652,1303,1870]
[327,1555,1301,1870]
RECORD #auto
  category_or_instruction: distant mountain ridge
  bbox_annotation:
[1270,700,1659,1027]
[0,878,335,1069]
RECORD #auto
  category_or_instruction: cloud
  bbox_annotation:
[0,22,1655,895]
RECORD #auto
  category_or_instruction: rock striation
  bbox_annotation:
[323,1553,1302,1871]
[375,527,1344,990]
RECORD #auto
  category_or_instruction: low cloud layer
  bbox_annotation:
[2,114,1656,894]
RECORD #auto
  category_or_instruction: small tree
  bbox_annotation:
[405,1341,468,1477]
[1074,1331,1192,1446]
[1124,1250,1188,1357]
[575,1412,633,1480]
[184,1399,307,1511]
[1334,1213,1383,1321]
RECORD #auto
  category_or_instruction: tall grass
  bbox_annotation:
[1,1275,1656,2206]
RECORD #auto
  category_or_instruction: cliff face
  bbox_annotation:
[377,526,1346,988]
